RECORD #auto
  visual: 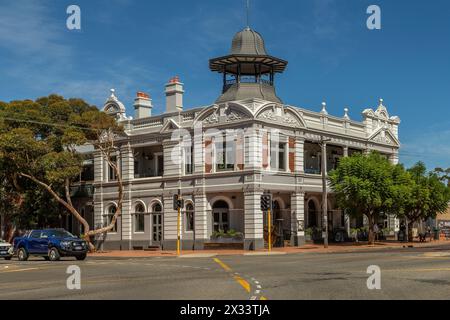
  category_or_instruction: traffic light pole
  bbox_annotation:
[267,207,272,252]
[177,206,181,255]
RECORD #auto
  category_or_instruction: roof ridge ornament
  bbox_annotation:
[344,107,350,120]
[321,102,328,115]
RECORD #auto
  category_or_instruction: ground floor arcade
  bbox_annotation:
[76,190,398,251]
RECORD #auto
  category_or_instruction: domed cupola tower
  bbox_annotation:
[209,27,288,104]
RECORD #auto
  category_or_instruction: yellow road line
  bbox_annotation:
[213,258,232,272]
[0,267,39,273]
[213,258,252,294]
[260,296,267,300]
[234,275,251,293]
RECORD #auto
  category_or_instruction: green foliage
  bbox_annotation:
[211,229,244,240]
[328,152,406,220]
[0,94,123,231]
[329,153,450,244]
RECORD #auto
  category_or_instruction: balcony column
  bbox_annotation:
[295,137,305,174]
[389,152,399,165]
[291,192,305,246]
[343,146,349,157]
[194,123,205,174]
[246,126,262,170]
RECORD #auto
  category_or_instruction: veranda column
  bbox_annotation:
[162,139,182,250]
[291,192,305,246]
[343,146,350,235]
[194,191,208,250]
[93,151,105,250]
[244,190,264,250]
[120,143,134,250]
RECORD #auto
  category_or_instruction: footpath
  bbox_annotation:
[88,239,450,259]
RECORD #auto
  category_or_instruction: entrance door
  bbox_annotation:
[151,203,163,246]
[212,200,229,233]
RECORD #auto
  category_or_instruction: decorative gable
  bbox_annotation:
[369,128,400,146]
[160,118,180,133]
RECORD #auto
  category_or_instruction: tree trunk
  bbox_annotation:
[367,215,375,245]
[407,220,414,242]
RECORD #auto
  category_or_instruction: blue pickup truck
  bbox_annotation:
[13,229,88,261]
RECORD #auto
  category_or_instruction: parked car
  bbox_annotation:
[0,240,13,260]
[13,229,88,261]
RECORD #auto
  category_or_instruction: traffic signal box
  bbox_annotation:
[173,194,184,210]
[260,194,272,211]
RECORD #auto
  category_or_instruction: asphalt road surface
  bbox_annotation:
[1,244,450,300]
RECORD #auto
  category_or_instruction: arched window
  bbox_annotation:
[152,203,162,213]
[134,203,145,233]
[185,203,194,232]
[107,205,118,232]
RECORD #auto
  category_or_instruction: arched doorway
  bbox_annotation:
[150,202,163,246]
[307,200,318,228]
[212,200,229,233]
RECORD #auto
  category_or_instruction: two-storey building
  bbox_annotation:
[71,27,401,250]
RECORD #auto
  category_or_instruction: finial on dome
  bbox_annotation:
[110,88,116,98]
[321,102,328,115]
[344,107,350,120]
[378,98,384,107]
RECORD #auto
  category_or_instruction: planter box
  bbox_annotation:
[210,237,243,244]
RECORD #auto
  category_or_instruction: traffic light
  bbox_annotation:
[260,194,272,211]
[173,194,184,210]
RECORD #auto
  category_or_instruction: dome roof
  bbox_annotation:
[231,27,267,55]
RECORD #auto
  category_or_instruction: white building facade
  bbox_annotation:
[74,28,401,250]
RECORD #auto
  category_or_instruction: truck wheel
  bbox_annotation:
[48,248,60,261]
[44,256,50,261]
[76,254,87,261]
[18,248,29,261]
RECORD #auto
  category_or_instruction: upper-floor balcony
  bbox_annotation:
[133,146,164,179]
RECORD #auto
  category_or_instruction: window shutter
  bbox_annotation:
[289,137,295,172]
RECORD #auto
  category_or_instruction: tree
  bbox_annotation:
[328,152,408,245]
[434,167,450,187]
[0,95,124,251]
[402,162,450,241]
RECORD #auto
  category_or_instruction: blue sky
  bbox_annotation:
[0,0,449,170]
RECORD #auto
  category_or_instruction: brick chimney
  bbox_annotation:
[165,76,184,113]
[134,91,152,119]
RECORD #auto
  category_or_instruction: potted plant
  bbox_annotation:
[211,229,244,243]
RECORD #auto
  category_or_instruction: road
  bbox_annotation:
[1,244,450,300]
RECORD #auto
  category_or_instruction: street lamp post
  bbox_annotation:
[320,137,331,248]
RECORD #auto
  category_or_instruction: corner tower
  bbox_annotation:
[209,27,288,104]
